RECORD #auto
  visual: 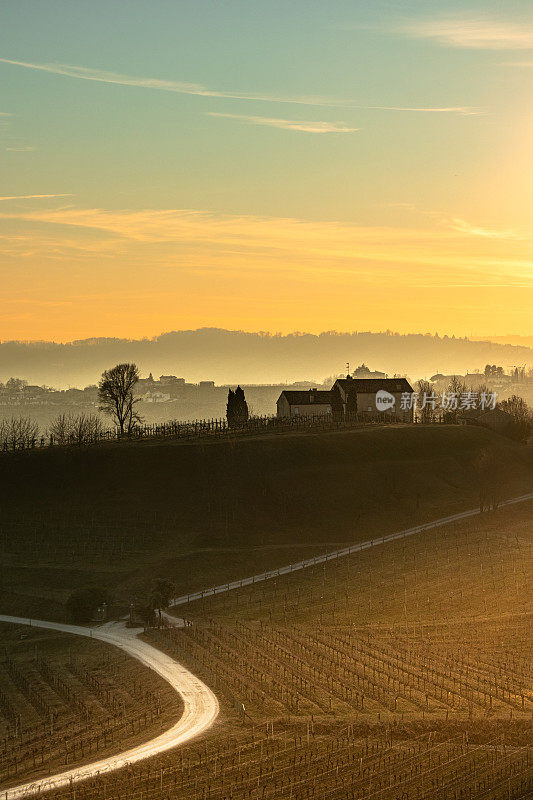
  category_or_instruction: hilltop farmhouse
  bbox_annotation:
[276,389,334,418]
[277,376,414,422]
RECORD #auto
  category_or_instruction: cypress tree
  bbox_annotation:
[227,387,249,428]
[226,389,236,427]
[235,386,249,425]
[345,385,358,418]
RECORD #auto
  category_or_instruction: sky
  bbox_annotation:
[1,0,532,342]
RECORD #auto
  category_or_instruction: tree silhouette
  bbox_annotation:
[227,386,249,428]
[345,383,358,418]
[442,375,467,423]
[416,379,438,423]
[49,413,103,445]
[498,395,532,442]
[66,584,111,624]
[150,577,176,622]
[98,363,142,434]
[0,417,38,449]
[226,389,236,427]
[330,384,344,421]
[235,386,249,424]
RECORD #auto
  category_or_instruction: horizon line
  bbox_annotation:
[1,327,531,348]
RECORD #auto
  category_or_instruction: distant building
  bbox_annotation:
[352,363,387,379]
[277,388,333,417]
[199,381,215,389]
[277,377,414,421]
[159,375,186,386]
[332,377,414,421]
[137,373,156,389]
[141,391,171,403]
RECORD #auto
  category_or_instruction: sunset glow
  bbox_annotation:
[1,1,532,341]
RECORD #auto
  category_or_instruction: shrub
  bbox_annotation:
[66,584,112,624]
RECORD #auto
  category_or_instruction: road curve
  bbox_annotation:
[169,491,533,608]
[0,617,219,799]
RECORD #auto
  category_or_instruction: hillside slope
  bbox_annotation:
[1,425,532,619]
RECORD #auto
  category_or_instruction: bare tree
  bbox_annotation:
[49,413,104,445]
[416,379,438,423]
[448,374,467,396]
[72,413,104,444]
[48,413,70,445]
[443,375,468,423]
[0,417,39,450]
[498,395,532,442]
[98,363,142,434]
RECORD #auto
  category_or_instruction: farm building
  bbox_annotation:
[276,389,334,418]
[277,377,414,421]
[332,377,414,421]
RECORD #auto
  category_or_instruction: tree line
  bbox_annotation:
[0,362,253,447]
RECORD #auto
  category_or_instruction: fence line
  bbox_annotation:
[0,412,449,453]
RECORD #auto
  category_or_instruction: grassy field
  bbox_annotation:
[1,423,532,620]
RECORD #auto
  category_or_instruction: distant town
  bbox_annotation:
[0,362,532,431]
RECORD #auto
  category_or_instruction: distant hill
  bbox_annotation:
[472,335,533,348]
[1,328,533,388]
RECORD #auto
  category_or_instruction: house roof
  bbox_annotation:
[334,378,413,394]
[278,390,333,406]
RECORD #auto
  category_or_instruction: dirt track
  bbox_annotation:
[0,617,219,799]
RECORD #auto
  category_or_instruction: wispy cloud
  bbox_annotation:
[387,203,526,241]
[501,60,533,67]
[450,218,523,239]
[5,145,36,152]
[0,58,342,107]
[1,206,531,339]
[0,58,482,115]
[207,113,358,133]
[361,105,483,115]
[0,193,73,201]
[401,17,533,49]
[1,206,530,283]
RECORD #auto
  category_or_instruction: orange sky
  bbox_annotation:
[1,2,532,341]
[1,203,531,341]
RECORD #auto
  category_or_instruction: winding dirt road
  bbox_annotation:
[0,616,219,799]
[2,491,533,797]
